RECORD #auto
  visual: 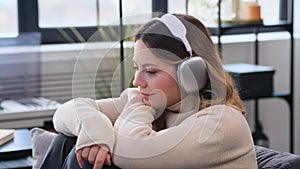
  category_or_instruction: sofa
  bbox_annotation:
[31,127,300,169]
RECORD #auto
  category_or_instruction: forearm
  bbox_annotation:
[53,98,99,135]
[114,101,156,138]
[113,114,198,169]
[112,91,204,168]
[53,98,115,152]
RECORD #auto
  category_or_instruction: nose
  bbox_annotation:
[132,71,146,88]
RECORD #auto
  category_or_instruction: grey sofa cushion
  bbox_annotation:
[30,127,57,169]
[255,146,300,169]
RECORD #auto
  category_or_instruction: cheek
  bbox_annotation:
[148,75,181,107]
[164,82,182,106]
[148,89,168,110]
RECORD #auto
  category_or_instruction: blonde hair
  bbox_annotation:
[200,72,246,114]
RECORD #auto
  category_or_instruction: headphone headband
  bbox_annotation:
[159,14,193,57]
[157,14,208,93]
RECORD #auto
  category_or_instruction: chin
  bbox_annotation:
[147,101,168,110]
[142,99,151,106]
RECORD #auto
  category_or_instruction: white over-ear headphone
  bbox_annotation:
[159,14,208,93]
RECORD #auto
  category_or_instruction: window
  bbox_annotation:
[38,0,98,27]
[0,0,290,44]
[104,0,152,25]
[0,0,18,37]
[123,0,152,25]
[186,0,219,24]
[167,0,186,14]
[169,0,281,25]
[38,0,151,27]
[258,0,280,22]
[37,0,151,43]
[98,0,119,25]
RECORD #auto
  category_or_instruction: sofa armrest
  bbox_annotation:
[255,146,300,169]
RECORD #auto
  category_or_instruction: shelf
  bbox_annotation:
[213,0,294,152]
[241,91,290,101]
[207,20,293,35]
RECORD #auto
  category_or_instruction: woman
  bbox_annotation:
[41,13,257,169]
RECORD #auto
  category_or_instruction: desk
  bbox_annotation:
[0,129,33,169]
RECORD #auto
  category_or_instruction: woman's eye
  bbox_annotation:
[146,70,156,74]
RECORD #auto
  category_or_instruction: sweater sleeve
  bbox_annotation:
[113,96,257,169]
[113,91,199,167]
[52,98,115,152]
[52,88,134,152]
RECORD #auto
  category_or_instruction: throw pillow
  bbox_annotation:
[30,127,57,169]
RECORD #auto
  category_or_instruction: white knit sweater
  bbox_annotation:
[53,88,257,169]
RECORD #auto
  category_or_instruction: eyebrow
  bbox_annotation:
[133,61,159,68]
[132,52,159,67]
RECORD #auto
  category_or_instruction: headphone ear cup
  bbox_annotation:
[177,57,208,93]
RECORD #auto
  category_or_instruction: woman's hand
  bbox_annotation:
[76,145,111,169]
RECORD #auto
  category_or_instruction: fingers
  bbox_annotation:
[76,149,84,168]
[93,147,110,169]
[82,146,91,160]
[76,145,111,169]
[105,154,112,166]
[88,145,99,164]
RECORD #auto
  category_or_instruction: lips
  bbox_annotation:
[140,92,151,100]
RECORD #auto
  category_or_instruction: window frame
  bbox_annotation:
[16,0,289,44]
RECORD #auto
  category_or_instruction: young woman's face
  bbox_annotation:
[132,40,182,109]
